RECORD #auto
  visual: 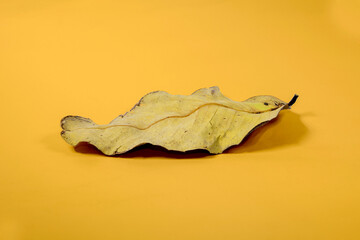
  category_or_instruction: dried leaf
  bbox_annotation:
[61,87,298,155]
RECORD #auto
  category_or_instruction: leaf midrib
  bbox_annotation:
[70,102,281,131]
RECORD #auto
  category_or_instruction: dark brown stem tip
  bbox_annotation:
[288,94,299,107]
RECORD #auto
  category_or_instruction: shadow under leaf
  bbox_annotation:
[74,142,213,159]
[226,111,309,153]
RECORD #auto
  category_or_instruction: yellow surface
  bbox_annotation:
[0,0,359,239]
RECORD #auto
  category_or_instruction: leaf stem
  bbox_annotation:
[288,94,299,107]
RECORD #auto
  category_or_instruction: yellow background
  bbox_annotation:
[1,0,360,239]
